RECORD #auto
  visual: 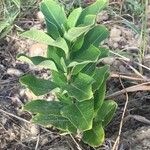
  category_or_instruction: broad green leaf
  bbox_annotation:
[21,29,68,56]
[40,0,67,35]
[20,74,57,96]
[46,21,60,39]
[60,57,67,73]
[71,45,101,65]
[51,71,67,87]
[57,92,72,104]
[61,100,94,131]
[82,63,96,76]
[82,25,109,49]
[93,66,109,113]
[94,81,106,114]
[83,15,96,26]
[65,73,94,101]
[94,100,117,127]
[67,7,82,28]
[92,65,109,91]
[64,24,93,42]
[77,0,108,25]
[98,47,109,59]
[82,123,105,147]
[24,99,76,133]
[71,35,84,52]
[17,54,58,71]
[71,63,88,75]
[47,46,64,72]
[32,113,76,133]
[24,100,63,114]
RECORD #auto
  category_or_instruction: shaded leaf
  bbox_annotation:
[20,74,57,96]
[82,123,105,147]
[47,46,64,72]
[57,92,72,104]
[52,71,67,87]
[70,45,101,65]
[94,81,106,114]
[82,63,96,76]
[82,25,109,49]
[32,113,76,133]
[92,65,109,91]
[61,100,94,131]
[24,99,76,133]
[71,63,88,75]
[94,100,117,127]
[45,21,60,39]
[65,73,94,101]
[24,100,63,114]
[98,47,109,59]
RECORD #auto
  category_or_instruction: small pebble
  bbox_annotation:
[37,11,45,23]
[30,125,40,136]
[7,68,23,76]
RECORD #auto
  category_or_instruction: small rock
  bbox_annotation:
[30,125,40,136]
[11,96,23,108]
[29,43,47,57]
[0,64,4,70]
[112,42,119,48]
[101,57,116,65]
[25,89,38,100]
[41,137,49,146]
[110,27,122,39]
[19,89,26,97]
[97,11,109,23]
[119,65,128,73]
[7,68,23,76]
[37,11,45,23]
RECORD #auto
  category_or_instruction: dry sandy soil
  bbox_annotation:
[0,1,150,150]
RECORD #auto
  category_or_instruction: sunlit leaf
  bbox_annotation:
[21,29,69,56]
[20,74,57,96]
[61,100,94,131]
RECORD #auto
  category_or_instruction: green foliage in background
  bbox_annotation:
[123,0,144,17]
[18,0,117,147]
[0,0,37,39]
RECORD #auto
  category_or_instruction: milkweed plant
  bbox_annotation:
[17,0,117,147]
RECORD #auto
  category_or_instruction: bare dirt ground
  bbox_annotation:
[0,1,150,150]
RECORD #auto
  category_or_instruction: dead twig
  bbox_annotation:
[35,135,40,150]
[112,76,129,150]
[110,72,149,81]
[107,82,150,98]
[69,134,82,150]
[124,115,150,125]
